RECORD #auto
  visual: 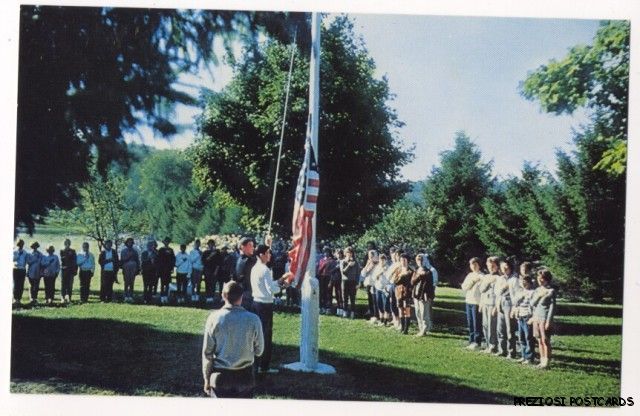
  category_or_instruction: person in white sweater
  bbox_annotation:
[250,244,288,374]
[175,244,192,304]
[461,257,483,349]
[372,253,391,326]
[479,256,499,353]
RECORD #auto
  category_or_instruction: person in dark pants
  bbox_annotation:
[98,240,119,302]
[13,239,28,304]
[202,281,264,398]
[316,247,335,314]
[174,243,191,303]
[251,244,287,374]
[41,245,61,305]
[340,246,360,318]
[202,239,221,304]
[76,242,95,303]
[26,242,44,305]
[235,237,259,312]
[157,237,176,305]
[60,239,78,304]
[141,240,159,304]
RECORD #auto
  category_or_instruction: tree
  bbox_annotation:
[191,16,412,239]
[477,163,549,261]
[520,20,629,175]
[47,165,132,251]
[356,200,436,254]
[15,5,307,232]
[127,150,254,241]
[422,132,494,281]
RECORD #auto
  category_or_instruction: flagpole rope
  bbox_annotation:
[268,31,297,237]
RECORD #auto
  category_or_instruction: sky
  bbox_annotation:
[129,13,602,182]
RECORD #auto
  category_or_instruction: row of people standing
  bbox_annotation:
[12,237,239,306]
[13,239,96,305]
[460,256,557,369]
[316,245,438,336]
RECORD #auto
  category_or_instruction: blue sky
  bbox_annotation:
[129,13,601,181]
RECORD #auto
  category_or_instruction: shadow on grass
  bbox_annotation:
[550,353,621,377]
[555,304,622,318]
[11,314,512,403]
[552,321,621,336]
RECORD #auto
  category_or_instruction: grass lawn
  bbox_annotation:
[10,269,622,404]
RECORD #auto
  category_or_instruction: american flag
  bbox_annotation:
[286,124,319,289]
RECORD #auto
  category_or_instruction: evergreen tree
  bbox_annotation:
[422,132,493,280]
[192,16,412,238]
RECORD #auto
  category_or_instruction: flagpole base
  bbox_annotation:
[282,361,336,375]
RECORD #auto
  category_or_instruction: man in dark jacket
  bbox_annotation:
[202,239,222,304]
[60,239,78,304]
[234,237,257,311]
[157,237,175,304]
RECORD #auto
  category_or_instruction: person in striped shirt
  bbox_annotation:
[175,243,191,304]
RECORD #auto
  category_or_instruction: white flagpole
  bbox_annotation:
[284,12,335,375]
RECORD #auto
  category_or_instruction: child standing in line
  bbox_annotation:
[513,275,536,364]
[461,257,483,349]
[529,269,557,369]
[175,244,191,304]
[41,246,61,305]
[479,256,499,353]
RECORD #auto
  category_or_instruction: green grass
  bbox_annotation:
[10,276,622,404]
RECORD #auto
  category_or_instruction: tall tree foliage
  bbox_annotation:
[46,165,132,251]
[520,20,629,175]
[128,150,251,242]
[192,16,412,238]
[16,5,306,232]
[477,164,549,261]
[422,132,493,280]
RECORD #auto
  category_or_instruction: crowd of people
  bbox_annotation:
[461,257,557,369]
[13,234,557,396]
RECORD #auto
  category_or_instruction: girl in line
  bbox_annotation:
[391,253,413,335]
[479,256,499,353]
[461,257,483,349]
[530,269,557,369]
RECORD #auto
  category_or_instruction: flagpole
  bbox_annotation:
[284,12,335,375]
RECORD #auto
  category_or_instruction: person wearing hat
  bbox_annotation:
[250,244,288,374]
[60,238,78,304]
[76,242,95,303]
[13,239,28,304]
[26,242,44,304]
[41,245,61,305]
[189,239,204,302]
[202,281,264,398]
[120,237,140,303]
[157,237,176,304]
[98,239,119,302]
[141,240,159,304]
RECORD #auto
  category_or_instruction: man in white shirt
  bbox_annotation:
[250,244,288,374]
[202,281,264,398]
